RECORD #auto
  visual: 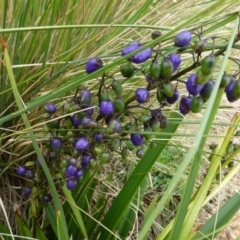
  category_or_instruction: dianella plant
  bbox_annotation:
[0,1,240,240]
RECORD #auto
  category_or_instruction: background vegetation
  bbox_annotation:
[0,0,240,239]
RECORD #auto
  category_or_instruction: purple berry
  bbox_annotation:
[167,53,182,72]
[16,166,26,176]
[174,30,192,47]
[44,103,56,114]
[166,90,180,104]
[100,100,114,116]
[135,88,150,103]
[151,108,162,120]
[130,48,152,64]
[75,137,90,151]
[225,80,238,102]
[72,113,82,127]
[122,41,141,56]
[66,178,78,190]
[86,57,103,74]
[78,89,91,105]
[24,187,32,197]
[65,164,78,178]
[51,137,63,150]
[75,169,83,179]
[81,154,91,169]
[94,132,104,142]
[186,74,204,96]
[43,194,52,203]
[131,134,144,146]
[81,116,92,127]
[179,97,192,115]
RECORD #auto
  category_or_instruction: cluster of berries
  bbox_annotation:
[16,29,240,197]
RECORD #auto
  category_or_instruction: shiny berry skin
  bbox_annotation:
[166,90,180,104]
[135,88,150,103]
[81,154,91,170]
[75,169,83,179]
[167,53,182,72]
[122,41,141,57]
[44,103,56,114]
[16,166,26,176]
[130,48,152,64]
[100,100,114,116]
[65,164,78,178]
[66,179,77,190]
[131,133,144,146]
[94,132,104,142]
[75,137,90,151]
[78,89,91,105]
[186,74,204,96]
[179,97,192,115]
[174,30,192,47]
[51,137,63,150]
[24,187,32,197]
[85,57,103,74]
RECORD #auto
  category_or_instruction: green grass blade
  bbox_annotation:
[43,204,57,237]
[56,210,69,240]
[95,111,182,240]
[141,195,159,240]
[1,38,69,239]
[193,192,240,240]
[62,185,89,240]
[16,214,32,238]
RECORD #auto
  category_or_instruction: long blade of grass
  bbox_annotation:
[193,192,240,240]
[0,37,69,239]
[62,185,89,240]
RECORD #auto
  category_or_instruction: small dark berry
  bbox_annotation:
[174,30,192,47]
[75,169,83,179]
[44,103,56,114]
[94,132,104,142]
[75,137,90,151]
[24,187,32,197]
[186,74,204,96]
[78,89,91,105]
[66,178,78,190]
[167,53,181,72]
[16,166,26,176]
[179,97,192,115]
[86,57,103,74]
[131,134,144,146]
[81,154,91,170]
[65,164,78,178]
[135,88,150,103]
[122,41,141,57]
[100,100,115,116]
[51,137,63,150]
